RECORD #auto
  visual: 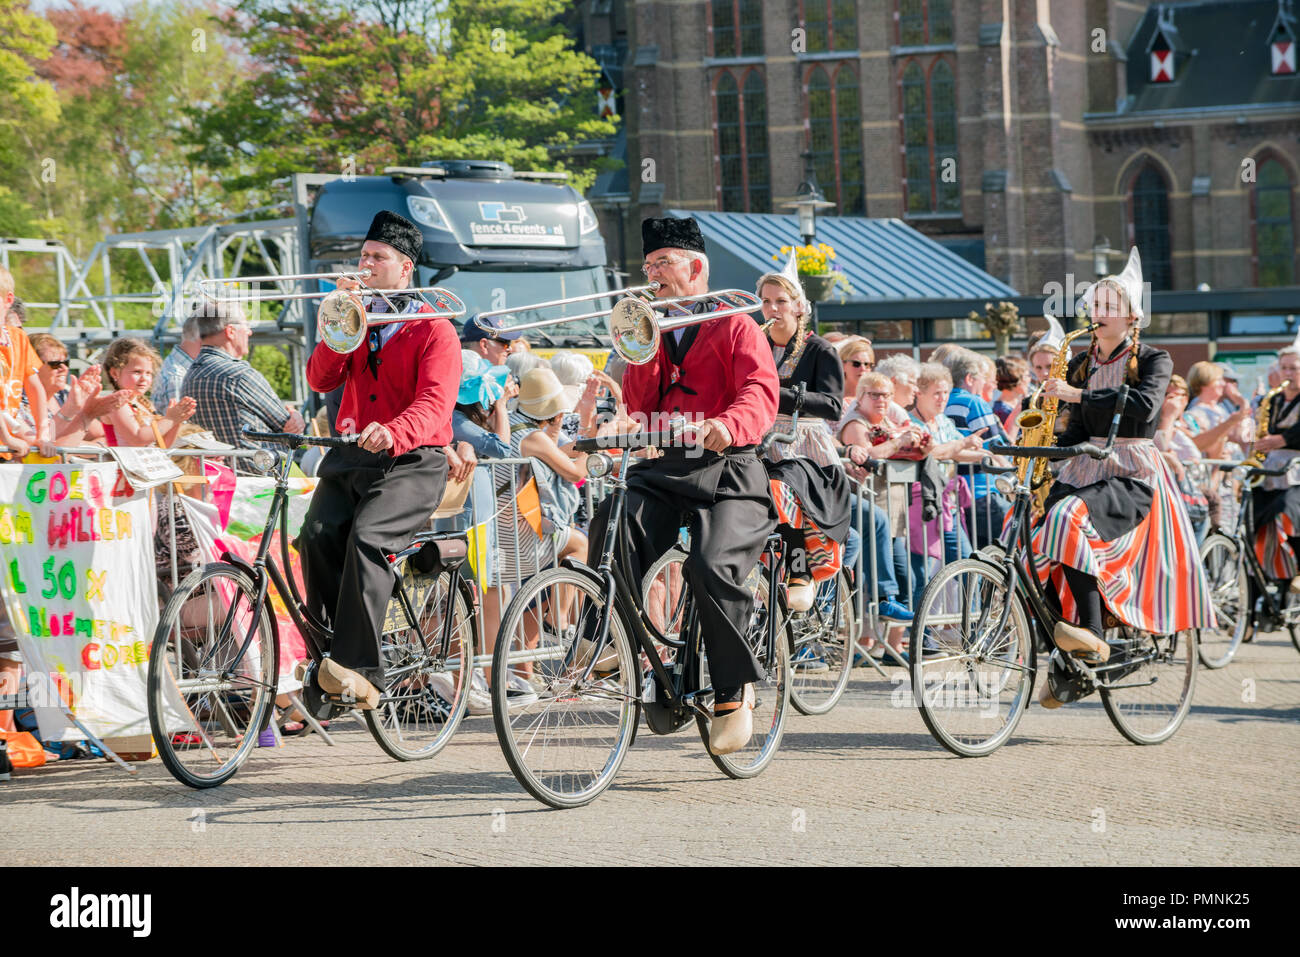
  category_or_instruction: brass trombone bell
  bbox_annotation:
[314,286,467,354]
[197,270,465,354]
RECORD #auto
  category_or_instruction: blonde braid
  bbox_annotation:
[785,305,810,368]
[1126,324,1141,385]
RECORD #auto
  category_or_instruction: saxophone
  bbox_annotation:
[1014,322,1099,519]
[1246,380,1291,471]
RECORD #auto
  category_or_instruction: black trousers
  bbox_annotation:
[587,448,775,693]
[298,444,448,686]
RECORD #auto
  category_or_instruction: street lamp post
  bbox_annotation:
[784,151,835,334]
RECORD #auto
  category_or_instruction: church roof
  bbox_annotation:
[1120,0,1300,113]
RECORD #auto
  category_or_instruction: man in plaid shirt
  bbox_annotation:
[180,299,303,471]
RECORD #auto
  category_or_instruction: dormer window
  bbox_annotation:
[1147,5,1179,83]
[1269,0,1297,75]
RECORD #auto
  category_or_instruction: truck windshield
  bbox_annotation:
[437,267,612,340]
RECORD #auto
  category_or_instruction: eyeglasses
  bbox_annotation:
[44,359,70,369]
[863,391,892,399]
[844,359,873,370]
[641,257,688,277]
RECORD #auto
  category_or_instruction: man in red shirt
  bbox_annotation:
[299,210,467,708]
[588,216,779,754]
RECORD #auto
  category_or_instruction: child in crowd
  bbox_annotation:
[0,266,50,458]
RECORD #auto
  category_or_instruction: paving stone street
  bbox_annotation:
[4,630,1297,867]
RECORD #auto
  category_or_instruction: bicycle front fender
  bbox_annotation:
[559,557,607,589]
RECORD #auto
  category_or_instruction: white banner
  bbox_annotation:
[0,463,157,740]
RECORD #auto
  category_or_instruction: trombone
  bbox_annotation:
[475,282,764,365]
[197,269,466,354]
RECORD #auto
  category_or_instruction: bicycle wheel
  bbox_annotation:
[147,563,277,789]
[364,572,474,761]
[909,558,1034,757]
[1196,534,1248,669]
[491,567,640,809]
[788,570,856,716]
[696,560,791,778]
[1100,629,1198,745]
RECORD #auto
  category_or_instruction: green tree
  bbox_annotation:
[195,0,617,191]
[38,0,260,249]
[0,0,60,234]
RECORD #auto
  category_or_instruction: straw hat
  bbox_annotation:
[517,367,573,420]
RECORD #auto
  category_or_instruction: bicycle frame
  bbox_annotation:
[1224,484,1287,627]
[977,471,1171,690]
[215,446,464,690]
[563,447,785,721]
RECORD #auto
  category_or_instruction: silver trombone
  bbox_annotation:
[476,282,764,365]
[198,269,466,354]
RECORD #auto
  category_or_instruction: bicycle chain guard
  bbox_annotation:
[1045,651,1095,704]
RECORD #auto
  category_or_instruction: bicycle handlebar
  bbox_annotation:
[979,457,1018,475]
[1192,459,1288,477]
[242,427,359,449]
[988,442,1111,462]
[571,429,681,454]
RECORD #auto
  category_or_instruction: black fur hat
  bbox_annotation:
[641,216,706,257]
[364,210,424,264]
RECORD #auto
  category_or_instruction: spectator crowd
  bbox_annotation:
[0,258,1281,748]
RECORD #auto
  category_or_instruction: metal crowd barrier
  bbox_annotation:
[839,457,1006,675]
[22,442,1001,694]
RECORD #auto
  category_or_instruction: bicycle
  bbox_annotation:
[908,385,1199,756]
[641,551,853,717]
[489,428,791,808]
[1197,459,1300,666]
[146,428,477,788]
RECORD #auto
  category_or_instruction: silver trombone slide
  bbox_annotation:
[198,269,372,290]
[474,282,660,333]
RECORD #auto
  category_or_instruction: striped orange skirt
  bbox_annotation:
[1031,439,1214,633]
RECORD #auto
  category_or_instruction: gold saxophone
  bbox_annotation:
[1246,380,1291,470]
[1014,322,1099,518]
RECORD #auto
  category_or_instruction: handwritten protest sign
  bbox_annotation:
[0,463,157,740]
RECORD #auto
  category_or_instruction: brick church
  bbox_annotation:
[579,0,1300,328]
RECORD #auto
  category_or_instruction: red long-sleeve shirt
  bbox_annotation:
[306,306,461,455]
[621,311,778,447]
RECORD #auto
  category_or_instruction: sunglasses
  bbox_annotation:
[844,359,873,370]
[44,359,70,369]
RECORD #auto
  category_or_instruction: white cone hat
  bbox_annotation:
[1039,313,1067,353]
[780,250,800,285]
[1079,247,1147,328]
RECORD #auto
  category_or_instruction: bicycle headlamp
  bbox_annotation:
[251,448,277,473]
[586,451,613,479]
[994,474,1018,499]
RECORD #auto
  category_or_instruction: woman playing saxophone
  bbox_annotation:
[1245,348,1300,589]
[1032,249,1214,708]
